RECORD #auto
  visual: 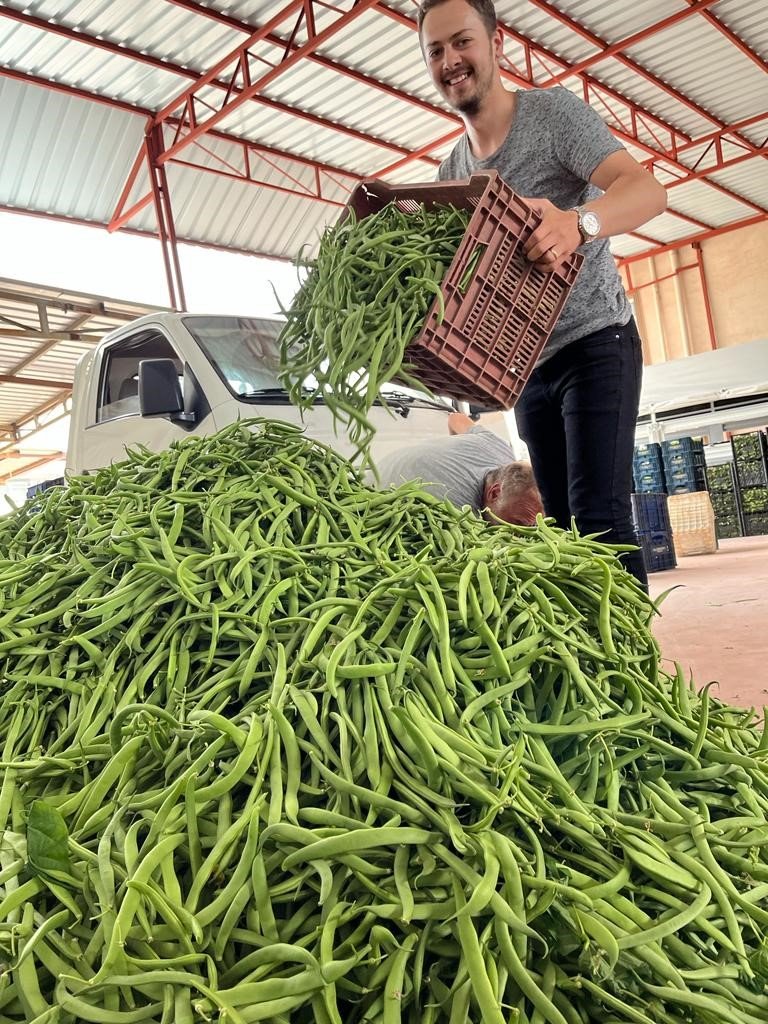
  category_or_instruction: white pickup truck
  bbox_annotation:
[65,311,456,475]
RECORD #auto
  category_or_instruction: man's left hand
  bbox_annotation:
[522,199,582,271]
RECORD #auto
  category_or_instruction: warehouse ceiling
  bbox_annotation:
[0,277,165,476]
[0,0,766,268]
[0,0,766,471]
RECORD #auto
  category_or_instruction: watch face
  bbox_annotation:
[583,211,600,237]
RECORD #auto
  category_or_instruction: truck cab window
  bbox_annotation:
[183,316,284,397]
[97,329,183,422]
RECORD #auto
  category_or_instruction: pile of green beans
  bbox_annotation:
[277,202,469,461]
[0,419,766,1024]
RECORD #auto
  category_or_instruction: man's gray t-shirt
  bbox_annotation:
[439,87,632,362]
[376,426,513,511]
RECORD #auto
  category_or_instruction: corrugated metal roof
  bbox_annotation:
[662,178,762,226]
[0,0,765,264]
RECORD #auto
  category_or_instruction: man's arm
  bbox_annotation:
[524,150,667,270]
[447,411,476,435]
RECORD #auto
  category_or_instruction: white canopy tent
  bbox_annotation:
[637,338,768,449]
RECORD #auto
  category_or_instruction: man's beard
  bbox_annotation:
[456,94,482,116]
[443,58,493,116]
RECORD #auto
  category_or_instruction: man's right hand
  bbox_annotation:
[448,412,475,435]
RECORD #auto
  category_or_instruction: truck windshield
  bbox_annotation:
[183,315,285,397]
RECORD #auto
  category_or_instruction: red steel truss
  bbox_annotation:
[0,0,765,295]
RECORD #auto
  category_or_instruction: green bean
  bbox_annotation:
[1,418,767,1024]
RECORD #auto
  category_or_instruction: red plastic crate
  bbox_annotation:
[343,172,584,409]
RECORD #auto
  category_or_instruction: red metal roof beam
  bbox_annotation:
[526,0,767,173]
[544,0,723,86]
[153,0,382,166]
[682,0,768,76]
[153,0,306,124]
[0,7,437,181]
[166,0,462,125]
[617,212,768,266]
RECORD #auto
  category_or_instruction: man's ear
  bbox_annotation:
[493,25,504,62]
[486,480,502,504]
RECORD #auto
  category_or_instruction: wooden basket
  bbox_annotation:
[667,492,718,556]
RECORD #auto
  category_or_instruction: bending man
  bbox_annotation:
[377,412,543,525]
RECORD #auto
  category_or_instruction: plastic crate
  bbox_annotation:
[667,492,717,556]
[743,512,768,537]
[25,477,65,499]
[710,493,739,518]
[633,453,664,474]
[735,459,768,489]
[635,443,662,459]
[662,437,704,458]
[666,465,707,494]
[740,486,768,514]
[343,173,584,408]
[638,530,677,573]
[633,466,667,494]
[715,515,742,540]
[732,431,768,464]
[705,463,736,494]
[663,448,705,473]
[633,453,665,478]
[633,443,663,475]
[631,492,671,535]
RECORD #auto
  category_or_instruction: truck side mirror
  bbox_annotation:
[138,359,192,421]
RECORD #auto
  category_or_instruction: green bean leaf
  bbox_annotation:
[27,800,75,886]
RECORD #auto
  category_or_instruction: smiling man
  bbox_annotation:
[418,0,667,588]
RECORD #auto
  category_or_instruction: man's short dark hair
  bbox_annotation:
[417,0,498,37]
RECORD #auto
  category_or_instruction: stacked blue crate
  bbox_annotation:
[638,531,677,573]
[662,438,707,494]
[630,492,676,572]
[631,492,671,534]
[633,443,666,494]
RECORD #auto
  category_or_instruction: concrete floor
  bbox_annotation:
[648,534,768,710]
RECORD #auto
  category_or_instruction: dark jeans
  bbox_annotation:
[514,319,648,589]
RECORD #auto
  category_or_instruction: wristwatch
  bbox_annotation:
[575,206,601,244]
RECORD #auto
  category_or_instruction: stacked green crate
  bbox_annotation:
[732,431,768,536]
[705,462,742,539]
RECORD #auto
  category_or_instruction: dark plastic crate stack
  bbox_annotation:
[344,173,584,409]
[631,492,671,535]
[732,432,768,493]
[633,466,666,494]
[662,439,705,494]
[638,530,677,573]
[705,463,745,536]
[743,512,768,537]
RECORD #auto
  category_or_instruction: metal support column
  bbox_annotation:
[693,242,717,350]
[146,124,187,311]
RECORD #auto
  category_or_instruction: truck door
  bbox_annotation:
[82,327,191,472]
